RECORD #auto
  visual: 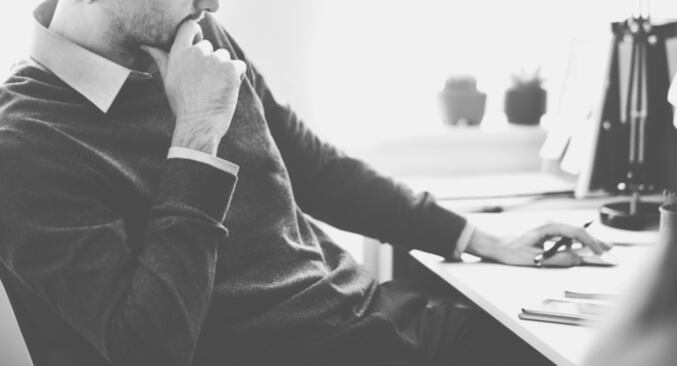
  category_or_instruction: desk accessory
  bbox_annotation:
[504,66,547,125]
[585,218,658,246]
[519,299,613,326]
[437,74,486,126]
[575,1,677,231]
[571,247,620,267]
[564,285,620,301]
[658,190,677,247]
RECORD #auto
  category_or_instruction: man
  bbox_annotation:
[0,0,608,365]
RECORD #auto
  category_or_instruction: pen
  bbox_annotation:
[533,220,594,267]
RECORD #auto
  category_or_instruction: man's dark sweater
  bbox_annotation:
[0,8,468,366]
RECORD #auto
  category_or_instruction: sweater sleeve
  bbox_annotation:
[0,133,236,366]
[242,63,467,258]
[200,13,469,257]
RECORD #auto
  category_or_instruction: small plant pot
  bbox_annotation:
[438,91,487,126]
[504,87,547,125]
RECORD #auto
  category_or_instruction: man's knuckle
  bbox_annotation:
[220,62,239,76]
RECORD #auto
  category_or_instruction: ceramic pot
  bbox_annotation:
[504,87,547,125]
[438,90,487,126]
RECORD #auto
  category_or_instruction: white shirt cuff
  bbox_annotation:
[167,146,239,176]
[451,222,476,260]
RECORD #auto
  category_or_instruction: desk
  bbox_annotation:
[410,207,658,366]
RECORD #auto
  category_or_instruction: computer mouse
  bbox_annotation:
[573,247,620,267]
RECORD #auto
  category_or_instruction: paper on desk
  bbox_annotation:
[586,220,658,246]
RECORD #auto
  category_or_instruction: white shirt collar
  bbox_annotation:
[29,0,154,113]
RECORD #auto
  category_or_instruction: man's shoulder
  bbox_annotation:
[3,58,52,83]
[0,73,92,187]
[0,64,84,152]
[0,64,44,126]
[1,60,70,103]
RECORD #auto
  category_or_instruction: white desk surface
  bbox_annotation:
[411,208,659,366]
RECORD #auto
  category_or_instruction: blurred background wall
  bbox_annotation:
[4,1,677,148]
[217,0,677,147]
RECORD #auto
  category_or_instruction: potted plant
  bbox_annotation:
[504,67,547,125]
[437,74,486,126]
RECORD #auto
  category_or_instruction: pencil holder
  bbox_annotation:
[658,205,677,248]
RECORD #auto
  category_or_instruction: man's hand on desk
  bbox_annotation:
[464,223,612,267]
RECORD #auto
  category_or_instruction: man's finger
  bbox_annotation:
[232,59,247,78]
[212,50,247,78]
[194,40,214,55]
[541,250,582,268]
[535,222,606,255]
[172,20,203,53]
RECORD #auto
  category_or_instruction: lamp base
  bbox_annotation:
[599,201,660,231]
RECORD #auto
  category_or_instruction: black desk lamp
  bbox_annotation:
[597,0,677,230]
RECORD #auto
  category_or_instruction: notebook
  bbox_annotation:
[519,298,613,326]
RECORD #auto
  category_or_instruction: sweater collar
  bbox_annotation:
[30,0,154,113]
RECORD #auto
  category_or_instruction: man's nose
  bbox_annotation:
[197,0,219,13]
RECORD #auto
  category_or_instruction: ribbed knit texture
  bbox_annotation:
[0,8,468,366]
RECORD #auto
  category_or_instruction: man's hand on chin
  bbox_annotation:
[140,20,247,156]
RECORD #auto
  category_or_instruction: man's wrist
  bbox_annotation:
[168,146,239,176]
[465,229,502,260]
[171,134,219,156]
[449,223,475,261]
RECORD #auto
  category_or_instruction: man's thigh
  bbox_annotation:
[289,280,553,366]
[422,301,554,366]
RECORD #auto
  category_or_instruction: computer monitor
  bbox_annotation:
[574,17,677,230]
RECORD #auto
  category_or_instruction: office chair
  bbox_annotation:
[0,262,116,366]
[0,266,33,366]
[0,263,46,366]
